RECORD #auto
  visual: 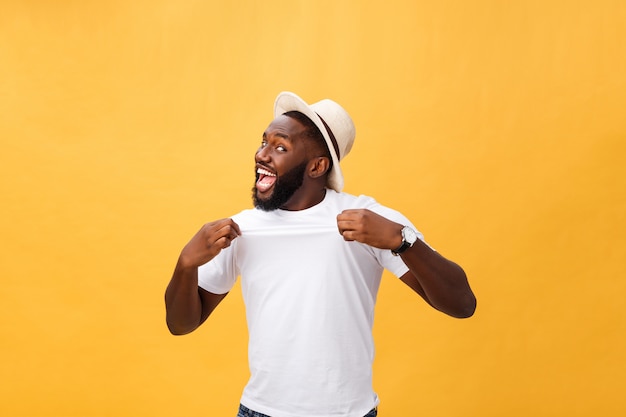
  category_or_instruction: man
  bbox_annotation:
[165,92,476,417]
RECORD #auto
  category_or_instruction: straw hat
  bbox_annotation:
[274,91,355,192]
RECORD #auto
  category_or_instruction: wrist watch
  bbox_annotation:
[391,226,418,256]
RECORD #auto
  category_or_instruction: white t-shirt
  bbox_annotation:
[198,190,424,417]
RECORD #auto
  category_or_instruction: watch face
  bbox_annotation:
[403,226,418,244]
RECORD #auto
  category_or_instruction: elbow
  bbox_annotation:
[167,322,187,336]
[167,326,191,336]
[446,267,476,319]
[166,317,199,336]
[431,289,476,319]
[453,306,476,319]
[448,294,477,319]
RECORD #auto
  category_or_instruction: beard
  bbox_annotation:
[252,162,307,211]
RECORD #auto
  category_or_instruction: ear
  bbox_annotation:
[308,156,331,179]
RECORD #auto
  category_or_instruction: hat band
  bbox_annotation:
[316,113,341,160]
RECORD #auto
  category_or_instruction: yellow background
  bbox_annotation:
[2,1,625,416]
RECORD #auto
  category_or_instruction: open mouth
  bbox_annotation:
[256,167,277,193]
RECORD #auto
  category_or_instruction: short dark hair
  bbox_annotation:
[283,111,332,166]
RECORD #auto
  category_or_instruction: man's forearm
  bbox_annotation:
[165,262,204,335]
[401,239,476,318]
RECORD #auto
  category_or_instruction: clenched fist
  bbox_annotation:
[178,219,241,269]
[336,209,403,250]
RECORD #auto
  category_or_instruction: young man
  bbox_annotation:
[165,92,476,417]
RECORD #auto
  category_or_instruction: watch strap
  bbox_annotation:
[391,240,411,256]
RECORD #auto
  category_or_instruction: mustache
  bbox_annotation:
[256,161,273,171]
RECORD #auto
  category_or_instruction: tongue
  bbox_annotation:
[256,174,276,192]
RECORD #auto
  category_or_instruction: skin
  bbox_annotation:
[165,114,476,335]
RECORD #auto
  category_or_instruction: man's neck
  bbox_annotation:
[279,187,327,211]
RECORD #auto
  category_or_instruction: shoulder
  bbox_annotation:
[229,207,269,228]
[330,190,394,212]
[231,207,257,221]
[327,189,380,209]
[334,190,411,225]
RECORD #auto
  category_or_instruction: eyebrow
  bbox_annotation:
[262,131,291,140]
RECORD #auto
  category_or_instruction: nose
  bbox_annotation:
[256,145,270,163]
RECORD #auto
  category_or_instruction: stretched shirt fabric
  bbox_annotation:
[198,190,425,417]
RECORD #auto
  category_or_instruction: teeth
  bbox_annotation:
[257,168,276,176]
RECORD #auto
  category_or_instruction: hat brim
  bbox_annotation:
[274,92,344,192]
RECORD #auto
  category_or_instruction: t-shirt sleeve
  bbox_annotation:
[197,243,239,294]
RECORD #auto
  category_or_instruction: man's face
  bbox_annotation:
[252,115,310,211]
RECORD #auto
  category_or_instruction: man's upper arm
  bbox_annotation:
[198,287,228,326]
[399,270,433,307]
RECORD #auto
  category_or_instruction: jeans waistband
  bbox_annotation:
[237,403,378,417]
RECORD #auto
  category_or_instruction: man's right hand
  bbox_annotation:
[178,218,241,269]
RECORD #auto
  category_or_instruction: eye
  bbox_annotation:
[258,138,288,153]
